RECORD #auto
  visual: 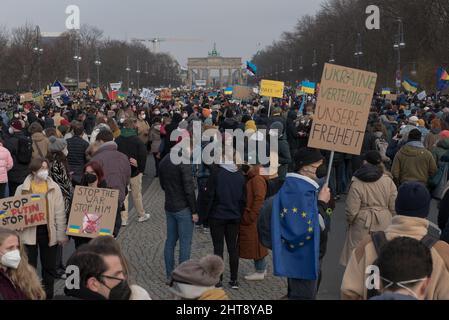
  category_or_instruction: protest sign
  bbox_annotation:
[19,92,33,103]
[0,194,47,230]
[260,80,284,98]
[417,91,427,101]
[195,80,207,87]
[110,82,122,91]
[308,63,377,155]
[66,186,119,239]
[232,85,254,100]
[160,88,172,101]
[385,93,398,101]
[51,86,61,97]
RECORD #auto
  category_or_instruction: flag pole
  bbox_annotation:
[324,150,335,187]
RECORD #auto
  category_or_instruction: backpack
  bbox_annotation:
[16,136,33,164]
[366,230,439,299]
[375,138,390,163]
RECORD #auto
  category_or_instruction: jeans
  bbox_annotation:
[164,208,194,279]
[0,183,6,199]
[287,278,318,300]
[25,225,57,299]
[209,218,240,282]
[254,258,267,273]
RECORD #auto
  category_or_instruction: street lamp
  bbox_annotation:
[126,56,131,90]
[299,55,304,71]
[394,18,406,93]
[312,49,318,82]
[136,60,141,90]
[329,44,335,63]
[94,59,101,88]
[33,26,44,90]
[73,35,82,89]
[354,33,363,68]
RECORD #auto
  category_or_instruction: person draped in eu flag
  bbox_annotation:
[271,147,332,300]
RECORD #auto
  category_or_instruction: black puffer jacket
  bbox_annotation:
[4,132,30,184]
[159,154,197,214]
[67,135,89,184]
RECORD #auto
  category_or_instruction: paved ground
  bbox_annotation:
[55,157,441,300]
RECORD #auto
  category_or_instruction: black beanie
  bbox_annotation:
[395,182,431,218]
[294,148,324,171]
[408,129,422,142]
[363,151,382,165]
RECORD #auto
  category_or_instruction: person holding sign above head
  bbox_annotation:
[0,228,46,300]
[15,157,68,299]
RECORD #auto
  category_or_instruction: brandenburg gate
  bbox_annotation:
[187,44,243,88]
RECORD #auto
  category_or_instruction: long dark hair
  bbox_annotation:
[83,161,105,185]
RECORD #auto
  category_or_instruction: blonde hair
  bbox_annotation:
[0,228,46,300]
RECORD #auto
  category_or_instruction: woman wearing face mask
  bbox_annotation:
[340,151,398,267]
[136,110,150,146]
[70,161,108,249]
[0,228,46,300]
[15,157,68,299]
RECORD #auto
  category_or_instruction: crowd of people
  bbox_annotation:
[0,87,449,300]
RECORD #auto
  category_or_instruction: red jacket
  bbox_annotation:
[0,269,27,300]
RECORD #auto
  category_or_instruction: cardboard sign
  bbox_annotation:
[232,85,254,100]
[110,82,122,91]
[66,186,119,239]
[19,92,33,103]
[308,63,377,155]
[160,88,172,101]
[385,93,398,101]
[260,80,284,98]
[79,82,87,89]
[0,194,47,230]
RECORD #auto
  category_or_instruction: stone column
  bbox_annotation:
[228,69,232,86]
[219,68,223,88]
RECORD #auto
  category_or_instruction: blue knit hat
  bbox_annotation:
[395,182,431,218]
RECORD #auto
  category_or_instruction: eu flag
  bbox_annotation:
[271,173,320,280]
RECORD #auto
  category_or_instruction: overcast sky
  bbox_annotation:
[0,0,321,66]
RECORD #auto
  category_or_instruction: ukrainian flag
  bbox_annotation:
[224,87,233,95]
[0,210,6,219]
[98,229,112,236]
[301,81,316,94]
[382,88,391,95]
[68,225,81,234]
[402,79,418,93]
[31,195,41,201]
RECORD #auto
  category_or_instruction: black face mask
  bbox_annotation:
[315,164,328,179]
[108,280,132,300]
[84,173,97,184]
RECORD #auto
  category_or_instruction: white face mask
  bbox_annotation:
[120,118,125,124]
[154,110,161,115]
[1,249,21,269]
[8,127,14,135]
[140,114,146,120]
[36,169,49,181]
[62,148,69,157]
[182,113,188,119]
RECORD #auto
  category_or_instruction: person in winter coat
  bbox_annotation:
[286,110,300,171]
[16,158,68,299]
[369,237,433,300]
[341,182,449,300]
[424,118,442,151]
[203,157,246,289]
[91,130,131,234]
[29,122,50,160]
[431,131,449,166]
[66,121,89,185]
[269,121,291,180]
[136,110,150,146]
[240,165,269,281]
[115,119,149,225]
[159,148,198,282]
[0,228,46,300]
[149,118,162,177]
[83,109,96,136]
[4,120,30,196]
[169,255,229,300]
[340,151,397,266]
[391,129,437,186]
[0,138,13,197]
[438,186,449,243]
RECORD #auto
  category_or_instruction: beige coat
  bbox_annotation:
[15,175,67,247]
[31,132,50,160]
[136,118,150,145]
[340,173,397,266]
[341,216,449,300]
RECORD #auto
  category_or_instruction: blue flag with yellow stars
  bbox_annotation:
[271,173,320,280]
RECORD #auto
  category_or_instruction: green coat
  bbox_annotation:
[392,144,437,185]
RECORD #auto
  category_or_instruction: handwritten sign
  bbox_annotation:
[0,194,47,230]
[232,85,254,100]
[308,63,377,155]
[66,186,119,239]
[20,93,33,103]
[260,80,284,98]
